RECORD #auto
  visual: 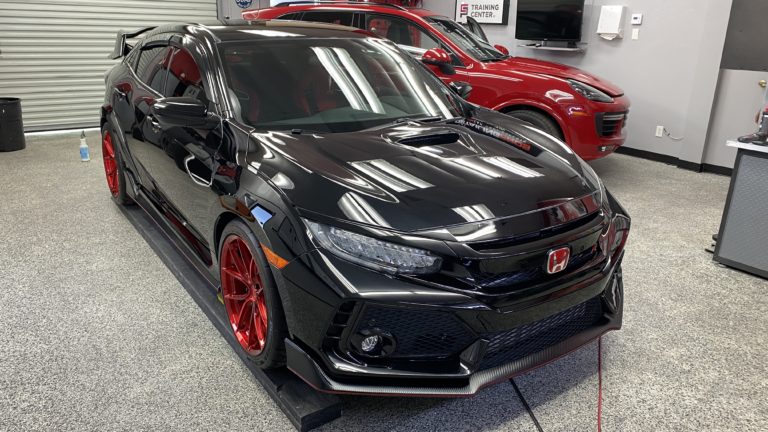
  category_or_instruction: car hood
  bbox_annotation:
[247,111,600,237]
[484,56,624,97]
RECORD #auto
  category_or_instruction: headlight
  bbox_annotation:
[304,220,442,275]
[567,79,614,103]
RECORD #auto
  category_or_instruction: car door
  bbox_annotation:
[362,13,467,86]
[122,37,175,189]
[146,37,237,265]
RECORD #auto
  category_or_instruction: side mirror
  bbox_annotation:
[449,81,473,99]
[151,97,217,129]
[421,48,455,75]
[493,44,510,56]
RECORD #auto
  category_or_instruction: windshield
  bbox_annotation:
[426,16,507,62]
[220,37,464,133]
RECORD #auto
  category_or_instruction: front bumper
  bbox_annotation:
[566,95,631,161]
[283,263,624,396]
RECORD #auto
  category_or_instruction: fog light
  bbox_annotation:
[350,328,397,358]
[360,335,381,353]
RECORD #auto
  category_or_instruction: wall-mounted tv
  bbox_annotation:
[515,0,585,42]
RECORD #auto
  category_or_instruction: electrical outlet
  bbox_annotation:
[655,126,664,137]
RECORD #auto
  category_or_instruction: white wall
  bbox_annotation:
[703,69,768,168]
[423,0,733,166]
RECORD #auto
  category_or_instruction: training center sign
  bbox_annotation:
[455,0,510,25]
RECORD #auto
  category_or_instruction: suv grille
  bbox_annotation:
[478,296,603,370]
[596,112,627,137]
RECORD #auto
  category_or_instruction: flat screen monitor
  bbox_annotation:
[515,0,585,42]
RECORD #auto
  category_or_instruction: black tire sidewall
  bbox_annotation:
[506,110,563,140]
[100,123,132,206]
[219,219,287,369]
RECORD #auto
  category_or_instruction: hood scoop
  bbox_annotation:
[385,128,461,148]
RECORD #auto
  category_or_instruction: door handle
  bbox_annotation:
[148,115,161,132]
[760,80,767,89]
[184,155,213,187]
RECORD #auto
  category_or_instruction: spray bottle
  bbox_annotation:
[79,130,90,161]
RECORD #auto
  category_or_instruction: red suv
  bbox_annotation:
[243,1,630,160]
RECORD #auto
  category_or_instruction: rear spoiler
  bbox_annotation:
[108,27,156,60]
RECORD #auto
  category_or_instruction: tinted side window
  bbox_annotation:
[302,11,354,26]
[165,47,208,105]
[136,46,173,93]
[365,15,439,51]
[277,12,303,20]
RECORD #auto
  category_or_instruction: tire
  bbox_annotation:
[505,109,564,140]
[100,124,133,205]
[219,219,288,369]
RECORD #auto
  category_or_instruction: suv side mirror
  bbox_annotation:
[421,48,455,75]
[152,97,217,129]
[449,81,473,99]
[493,44,510,56]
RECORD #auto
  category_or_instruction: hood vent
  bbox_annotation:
[388,129,461,147]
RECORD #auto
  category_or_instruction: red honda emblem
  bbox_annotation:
[546,247,570,274]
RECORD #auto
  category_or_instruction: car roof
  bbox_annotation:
[244,3,442,20]
[143,20,369,43]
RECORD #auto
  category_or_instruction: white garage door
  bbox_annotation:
[0,0,218,131]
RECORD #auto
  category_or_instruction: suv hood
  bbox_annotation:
[248,112,600,237]
[485,56,624,97]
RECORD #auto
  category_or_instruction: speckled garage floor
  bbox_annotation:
[1,132,766,431]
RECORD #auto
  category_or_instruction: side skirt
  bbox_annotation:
[119,203,342,431]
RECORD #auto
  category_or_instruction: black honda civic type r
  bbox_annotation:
[101,20,629,396]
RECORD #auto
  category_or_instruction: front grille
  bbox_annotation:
[468,212,600,252]
[478,296,604,370]
[467,247,598,290]
[596,112,627,137]
[352,305,476,358]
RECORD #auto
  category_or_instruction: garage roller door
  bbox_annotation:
[0,0,218,131]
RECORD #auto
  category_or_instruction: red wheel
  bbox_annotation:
[102,131,119,197]
[221,235,269,355]
[100,124,132,205]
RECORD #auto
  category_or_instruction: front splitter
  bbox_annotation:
[286,310,621,397]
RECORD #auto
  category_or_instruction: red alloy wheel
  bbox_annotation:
[102,132,119,197]
[220,235,269,355]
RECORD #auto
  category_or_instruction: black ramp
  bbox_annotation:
[120,205,342,431]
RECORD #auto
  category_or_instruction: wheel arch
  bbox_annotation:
[212,206,298,339]
[100,105,111,130]
[498,103,569,143]
[211,204,288,288]
[213,210,243,262]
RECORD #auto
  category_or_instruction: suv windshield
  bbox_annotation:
[426,16,507,62]
[220,37,464,133]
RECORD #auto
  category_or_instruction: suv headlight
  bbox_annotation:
[567,79,614,103]
[304,220,442,275]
